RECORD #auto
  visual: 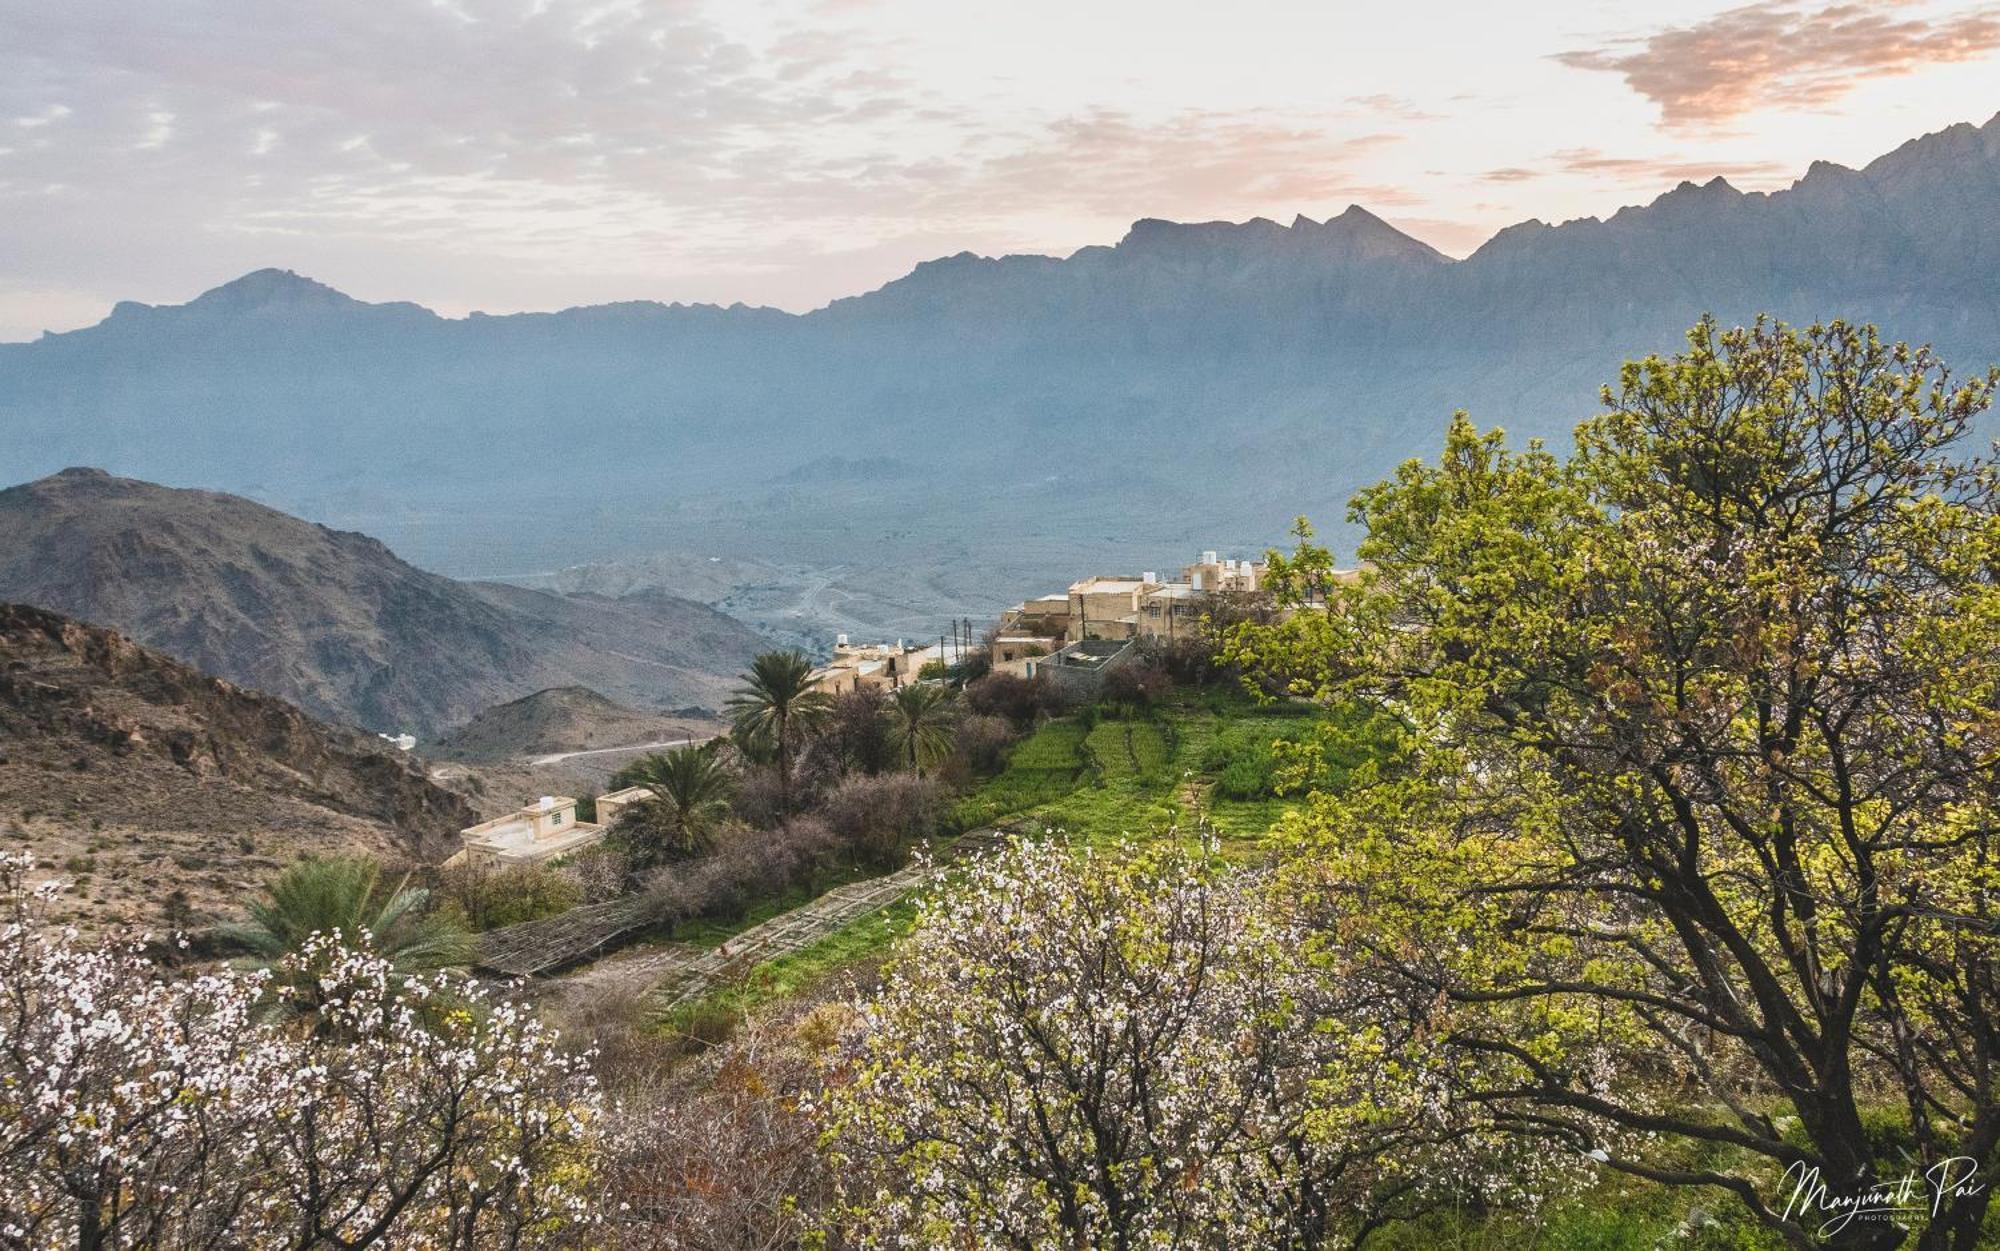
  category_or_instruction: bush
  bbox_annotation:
[1098,659,1173,712]
[1200,725,1319,800]
[819,773,945,869]
[437,862,582,931]
[0,854,603,1249]
[952,713,1017,777]
[964,672,1062,727]
[644,818,843,929]
[730,765,793,830]
[601,1007,836,1248]
[814,687,895,777]
[955,649,992,682]
[565,844,631,904]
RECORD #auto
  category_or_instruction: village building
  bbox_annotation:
[593,785,655,827]
[984,549,1298,657]
[997,593,1071,640]
[1065,574,1163,641]
[1027,637,1139,695]
[1138,582,1206,640]
[989,633,1056,677]
[451,796,600,869]
[445,785,661,869]
[1180,550,1266,594]
[812,635,929,695]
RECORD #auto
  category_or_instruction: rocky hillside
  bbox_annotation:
[0,602,475,930]
[0,469,766,735]
[430,686,714,764]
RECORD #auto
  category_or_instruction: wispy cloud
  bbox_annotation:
[1556,2,2000,127]
[1547,149,1792,184]
[0,0,1416,306]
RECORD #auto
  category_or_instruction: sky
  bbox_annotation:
[2,0,1997,341]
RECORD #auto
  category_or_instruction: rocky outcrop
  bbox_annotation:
[0,602,474,844]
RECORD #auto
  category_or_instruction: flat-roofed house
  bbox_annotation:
[593,785,655,828]
[1138,582,1208,640]
[1180,550,1268,594]
[451,795,605,868]
[1066,574,1163,641]
[813,636,928,695]
[999,593,1071,640]
[989,633,1055,677]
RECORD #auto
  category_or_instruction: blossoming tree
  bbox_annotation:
[0,852,603,1250]
[816,837,1529,1249]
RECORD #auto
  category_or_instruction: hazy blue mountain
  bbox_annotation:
[2,114,1996,617]
[0,469,766,735]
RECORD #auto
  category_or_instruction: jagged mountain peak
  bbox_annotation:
[1112,206,1445,264]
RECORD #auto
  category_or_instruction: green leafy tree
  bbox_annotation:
[613,741,736,869]
[726,650,832,810]
[883,681,957,776]
[1230,318,2000,1250]
[222,856,472,1011]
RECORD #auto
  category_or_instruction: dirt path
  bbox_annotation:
[551,829,1003,1008]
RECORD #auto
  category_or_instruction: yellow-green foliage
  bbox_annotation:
[1228,317,2000,1249]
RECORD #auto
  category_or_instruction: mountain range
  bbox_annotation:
[0,469,765,736]
[2,114,1997,628]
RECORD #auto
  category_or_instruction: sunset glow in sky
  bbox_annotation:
[2,0,1997,340]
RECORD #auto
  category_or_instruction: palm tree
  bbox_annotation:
[223,856,471,1012]
[884,682,957,776]
[619,742,736,866]
[726,649,832,809]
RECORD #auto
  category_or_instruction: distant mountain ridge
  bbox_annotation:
[0,469,766,735]
[1,114,1996,613]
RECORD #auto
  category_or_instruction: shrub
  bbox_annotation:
[1098,658,1173,711]
[565,843,631,904]
[1202,726,1294,800]
[644,817,843,929]
[819,773,945,869]
[601,1007,836,1248]
[952,713,1017,776]
[438,861,582,931]
[817,839,1486,1248]
[964,672,1060,727]
[954,649,992,682]
[729,764,792,829]
[815,687,895,776]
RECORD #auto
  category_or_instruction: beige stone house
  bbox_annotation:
[451,796,601,868]
[813,636,928,695]
[1066,574,1163,641]
[446,785,657,868]
[989,633,1056,677]
[999,593,1071,640]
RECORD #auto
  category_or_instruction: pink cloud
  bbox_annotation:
[1557,2,2000,127]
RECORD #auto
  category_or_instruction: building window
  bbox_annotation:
[552,811,564,825]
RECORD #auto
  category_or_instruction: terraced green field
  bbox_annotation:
[956,694,1348,851]
[666,693,1381,1039]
